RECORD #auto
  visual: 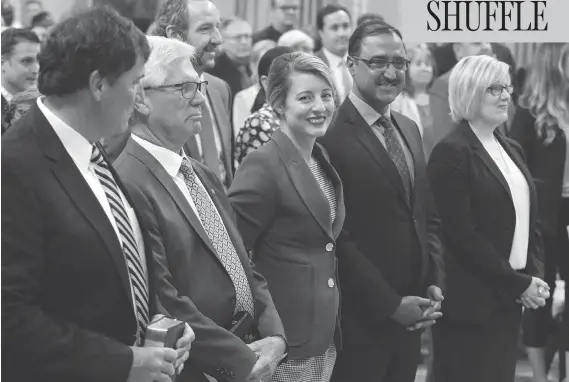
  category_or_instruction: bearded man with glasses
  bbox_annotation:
[115,35,287,382]
[319,19,445,382]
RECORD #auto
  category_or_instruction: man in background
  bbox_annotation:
[314,4,353,102]
[208,17,253,100]
[1,27,40,132]
[252,0,299,44]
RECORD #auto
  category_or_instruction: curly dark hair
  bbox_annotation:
[37,6,150,96]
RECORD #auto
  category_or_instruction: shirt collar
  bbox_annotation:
[131,134,186,178]
[348,91,391,126]
[1,85,14,103]
[36,97,93,172]
[322,48,348,67]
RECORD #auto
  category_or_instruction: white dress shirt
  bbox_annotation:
[348,92,415,184]
[131,134,225,227]
[232,84,260,138]
[36,97,148,311]
[1,84,14,103]
[473,128,530,270]
[322,48,352,102]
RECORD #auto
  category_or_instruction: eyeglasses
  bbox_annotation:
[486,84,513,96]
[350,56,410,71]
[144,81,208,100]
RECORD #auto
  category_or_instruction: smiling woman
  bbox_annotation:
[228,51,345,382]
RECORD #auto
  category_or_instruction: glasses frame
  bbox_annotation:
[486,84,514,96]
[350,56,410,71]
[144,80,208,100]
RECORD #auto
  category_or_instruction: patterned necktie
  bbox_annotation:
[179,158,255,317]
[91,145,149,344]
[377,115,412,201]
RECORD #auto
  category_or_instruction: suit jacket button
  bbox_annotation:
[328,278,335,288]
[326,243,334,252]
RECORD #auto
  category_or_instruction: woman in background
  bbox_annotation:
[509,43,569,382]
[234,46,293,166]
[232,39,276,134]
[391,43,437,159]
[229,52,342,382]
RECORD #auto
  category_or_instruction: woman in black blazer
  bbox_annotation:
[509,43,569,381]
[228,52,342,382]
[428,55,549,382]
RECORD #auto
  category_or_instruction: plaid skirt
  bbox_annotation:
[269,342,337,382]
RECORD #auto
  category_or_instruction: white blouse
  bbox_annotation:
[474,129,531,270]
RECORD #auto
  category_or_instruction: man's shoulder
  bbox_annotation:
[204,72,229,89]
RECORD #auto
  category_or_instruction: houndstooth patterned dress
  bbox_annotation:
[269,157,338,382]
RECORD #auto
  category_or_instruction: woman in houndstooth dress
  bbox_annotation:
[228,51,346,382]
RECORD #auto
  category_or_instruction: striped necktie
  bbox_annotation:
[377,115,412,202]
[179,158,255,317]
[91,145,149,344]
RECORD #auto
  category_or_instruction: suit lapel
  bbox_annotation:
[461,122,513,202]
[33,106,133,302]
[125,139,220,260]
[204,74,233,181]
[342,99,411,208]
[273,130,334,239]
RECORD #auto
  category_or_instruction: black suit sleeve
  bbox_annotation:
[2,164,133,382]
[427,141,532,299]
[123,179,258,382]
[424,175,446,292]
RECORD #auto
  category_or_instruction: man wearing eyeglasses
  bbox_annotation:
[115,36,287,382]
[319,19,445,382]
[207,17,254,101]
[252,0,300,44]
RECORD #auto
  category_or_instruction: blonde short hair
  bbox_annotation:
[448,55,510,123]
[142,36,196,88]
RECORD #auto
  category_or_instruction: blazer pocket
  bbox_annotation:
[258,260,315,347]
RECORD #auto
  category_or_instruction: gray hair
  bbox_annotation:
[448,55,510,123]
[143,35,196,88]
[277,29,313,49]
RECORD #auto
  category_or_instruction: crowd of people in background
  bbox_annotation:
[1,1,568,382]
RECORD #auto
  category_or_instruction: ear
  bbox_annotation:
[88,70,106,102]
[318,29,324,41]
[347,57,356,76]
[260,75,268,92]
[134,87,149,117]
[165,25,184,41]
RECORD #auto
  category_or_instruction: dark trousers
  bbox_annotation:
[432,307,522,382]
[331,322,421,382]
[523,197,569,350]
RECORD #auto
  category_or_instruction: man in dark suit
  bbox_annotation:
[115,35,287,382]
[2,8,193,382]
[1,27,40,132]
[319,20,445,382]
[153,0,234,188]
[207,17,253,101]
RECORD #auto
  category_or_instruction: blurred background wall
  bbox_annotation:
[7,0,540,70]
